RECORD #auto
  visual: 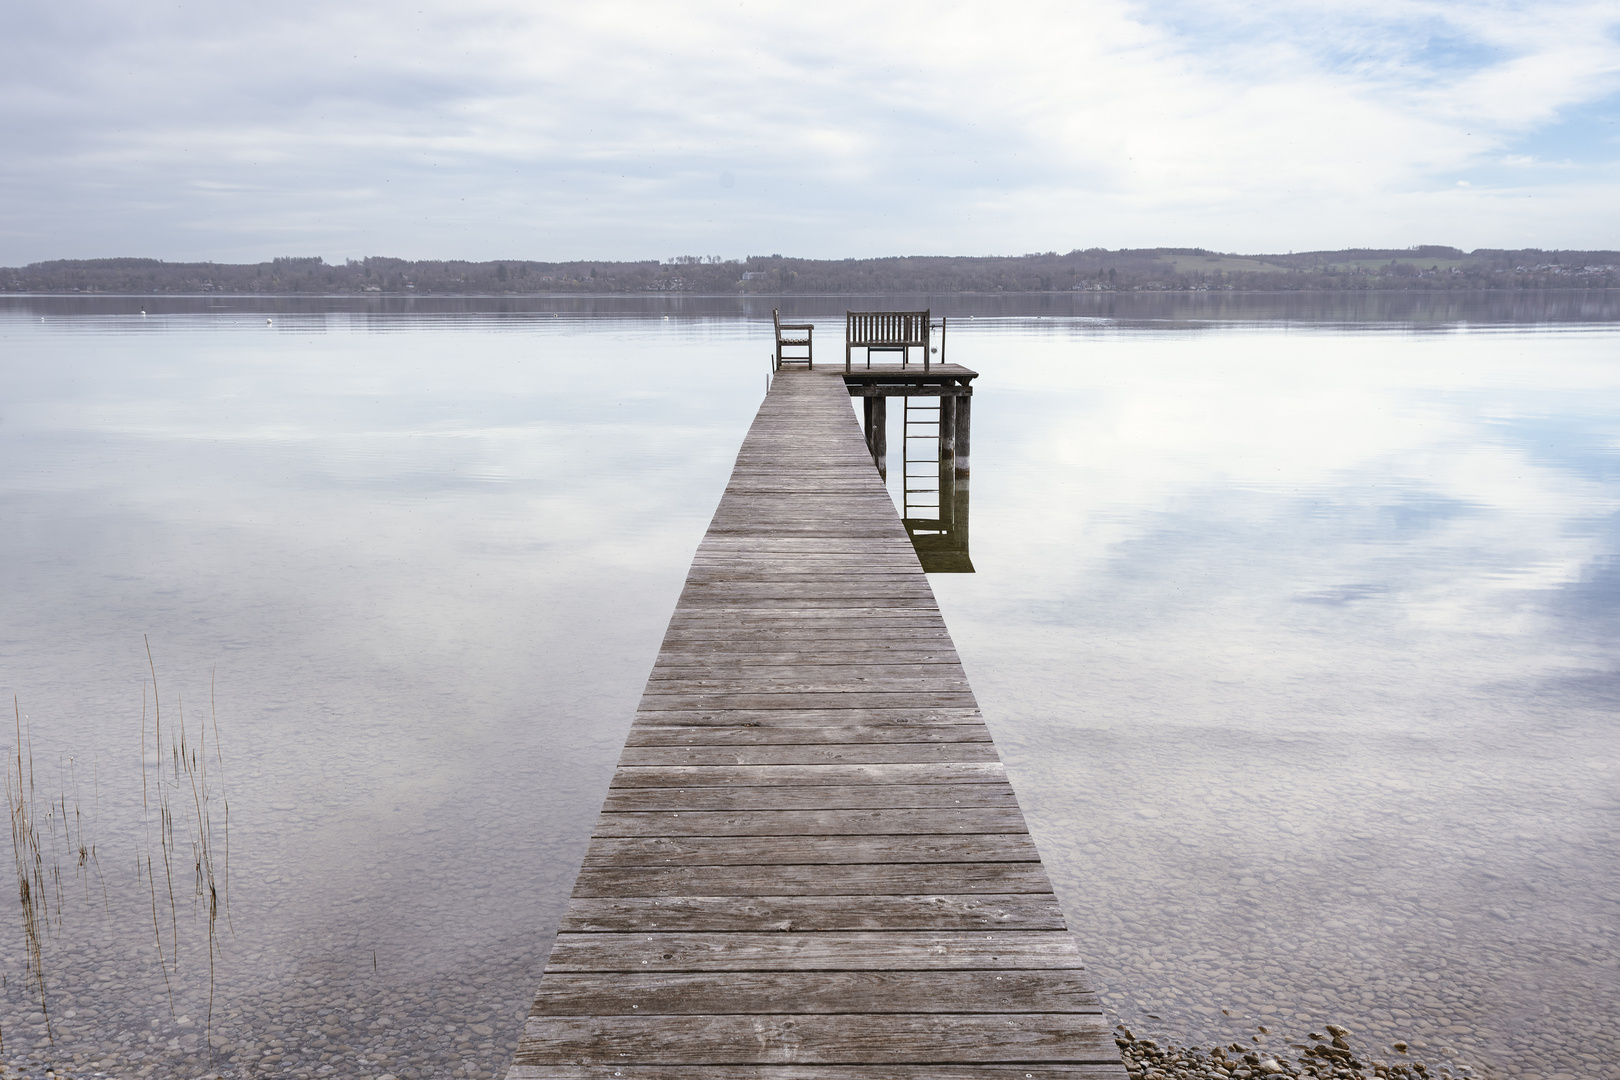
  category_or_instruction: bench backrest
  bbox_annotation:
[846,310,930,348]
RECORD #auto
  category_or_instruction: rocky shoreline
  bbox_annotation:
[0,1021,1465,1080]
[1118,1022,1463,1080]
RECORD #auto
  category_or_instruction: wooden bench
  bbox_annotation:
[773,309,814,369]
[845,310,943,371]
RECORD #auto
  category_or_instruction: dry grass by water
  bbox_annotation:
[4,639,232,1061]
[139,637,232,1036]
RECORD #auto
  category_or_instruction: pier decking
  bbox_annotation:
[508,367,1125,1079]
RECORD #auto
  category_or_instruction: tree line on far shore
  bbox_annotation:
[4,247,1618,295]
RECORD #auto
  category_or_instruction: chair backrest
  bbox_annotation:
[772,308,813,369]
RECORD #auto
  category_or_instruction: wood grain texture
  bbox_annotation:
[599,783,1025,813]
[559,893,1069,932]
[630,708,985,726]
[509,1067,1125,1080]
[517,1013,1116,1065]
[589,807,1030,837]
[570,862,1059,898]
[527,970,1102,1015]
[608,762,1006,788]
[543,931,1086,972]
[579,832,1041,867]
[508,368,1122,1079]
[624,723,992,747]
[614,743,999,766]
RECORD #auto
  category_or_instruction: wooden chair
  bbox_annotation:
[773,309,813,369]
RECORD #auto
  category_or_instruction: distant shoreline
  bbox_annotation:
[5,286,1619,299]
[5,248,1617,297]
[13,288,1620,328]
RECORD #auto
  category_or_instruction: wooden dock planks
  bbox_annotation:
[508,368,1125,1080]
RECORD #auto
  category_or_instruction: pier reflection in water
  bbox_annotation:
[902,424,973,574]
[844,364,977,573]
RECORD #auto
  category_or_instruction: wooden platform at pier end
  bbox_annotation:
[508,367,1126,1080]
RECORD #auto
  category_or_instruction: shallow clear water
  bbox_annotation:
[0,296,1615,1080]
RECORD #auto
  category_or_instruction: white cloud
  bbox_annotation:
[1,0,1617,262]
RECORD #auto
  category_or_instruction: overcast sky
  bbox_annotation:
[3,0,1618,264]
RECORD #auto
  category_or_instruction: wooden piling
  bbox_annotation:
[953,392,971,481]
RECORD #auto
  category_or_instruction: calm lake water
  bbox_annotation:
[0,294,1616,1080]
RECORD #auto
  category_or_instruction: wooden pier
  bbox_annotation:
[508,366,1125,1080]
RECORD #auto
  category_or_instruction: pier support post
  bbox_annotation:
[871,394,887,479]
[953,392,970,482]
[939,394,956,464]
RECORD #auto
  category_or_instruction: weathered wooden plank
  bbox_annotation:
[654,632,957,647]
[571,862,1056,898]
[702,527,921,538]
[646,664,970,681]
[600,783,1021,813]
[544,931,1085,972]
[638,686,978,704]
[509,1067,1125,1080]
[609,762,1006,788]
[653,655,963,670]
[659,624,954,637]
[661,616,948,629]
[630,708,985,726]
[671,607,946,621]
[625,724,992,747]
[559,893,1067,932]
[639,678,976,698]
[665,608,946,621]
[516,1013,1115,1065]
[651,663,964,678]
[684,555,927,567]
[641,670,972,689]
[693,543,921,556]
[634,695,982,712]
[527,970,1101,1015]
[706,507,908,519]
[590,807,1026,838]
[615,743,997,766]
[679,574,935,587]
[681,581,939,596]
[580,833,1040,867]
[696,531,918,542]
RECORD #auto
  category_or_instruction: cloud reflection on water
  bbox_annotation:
[930,320,1620,1075]
[0,303,1615,1079]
